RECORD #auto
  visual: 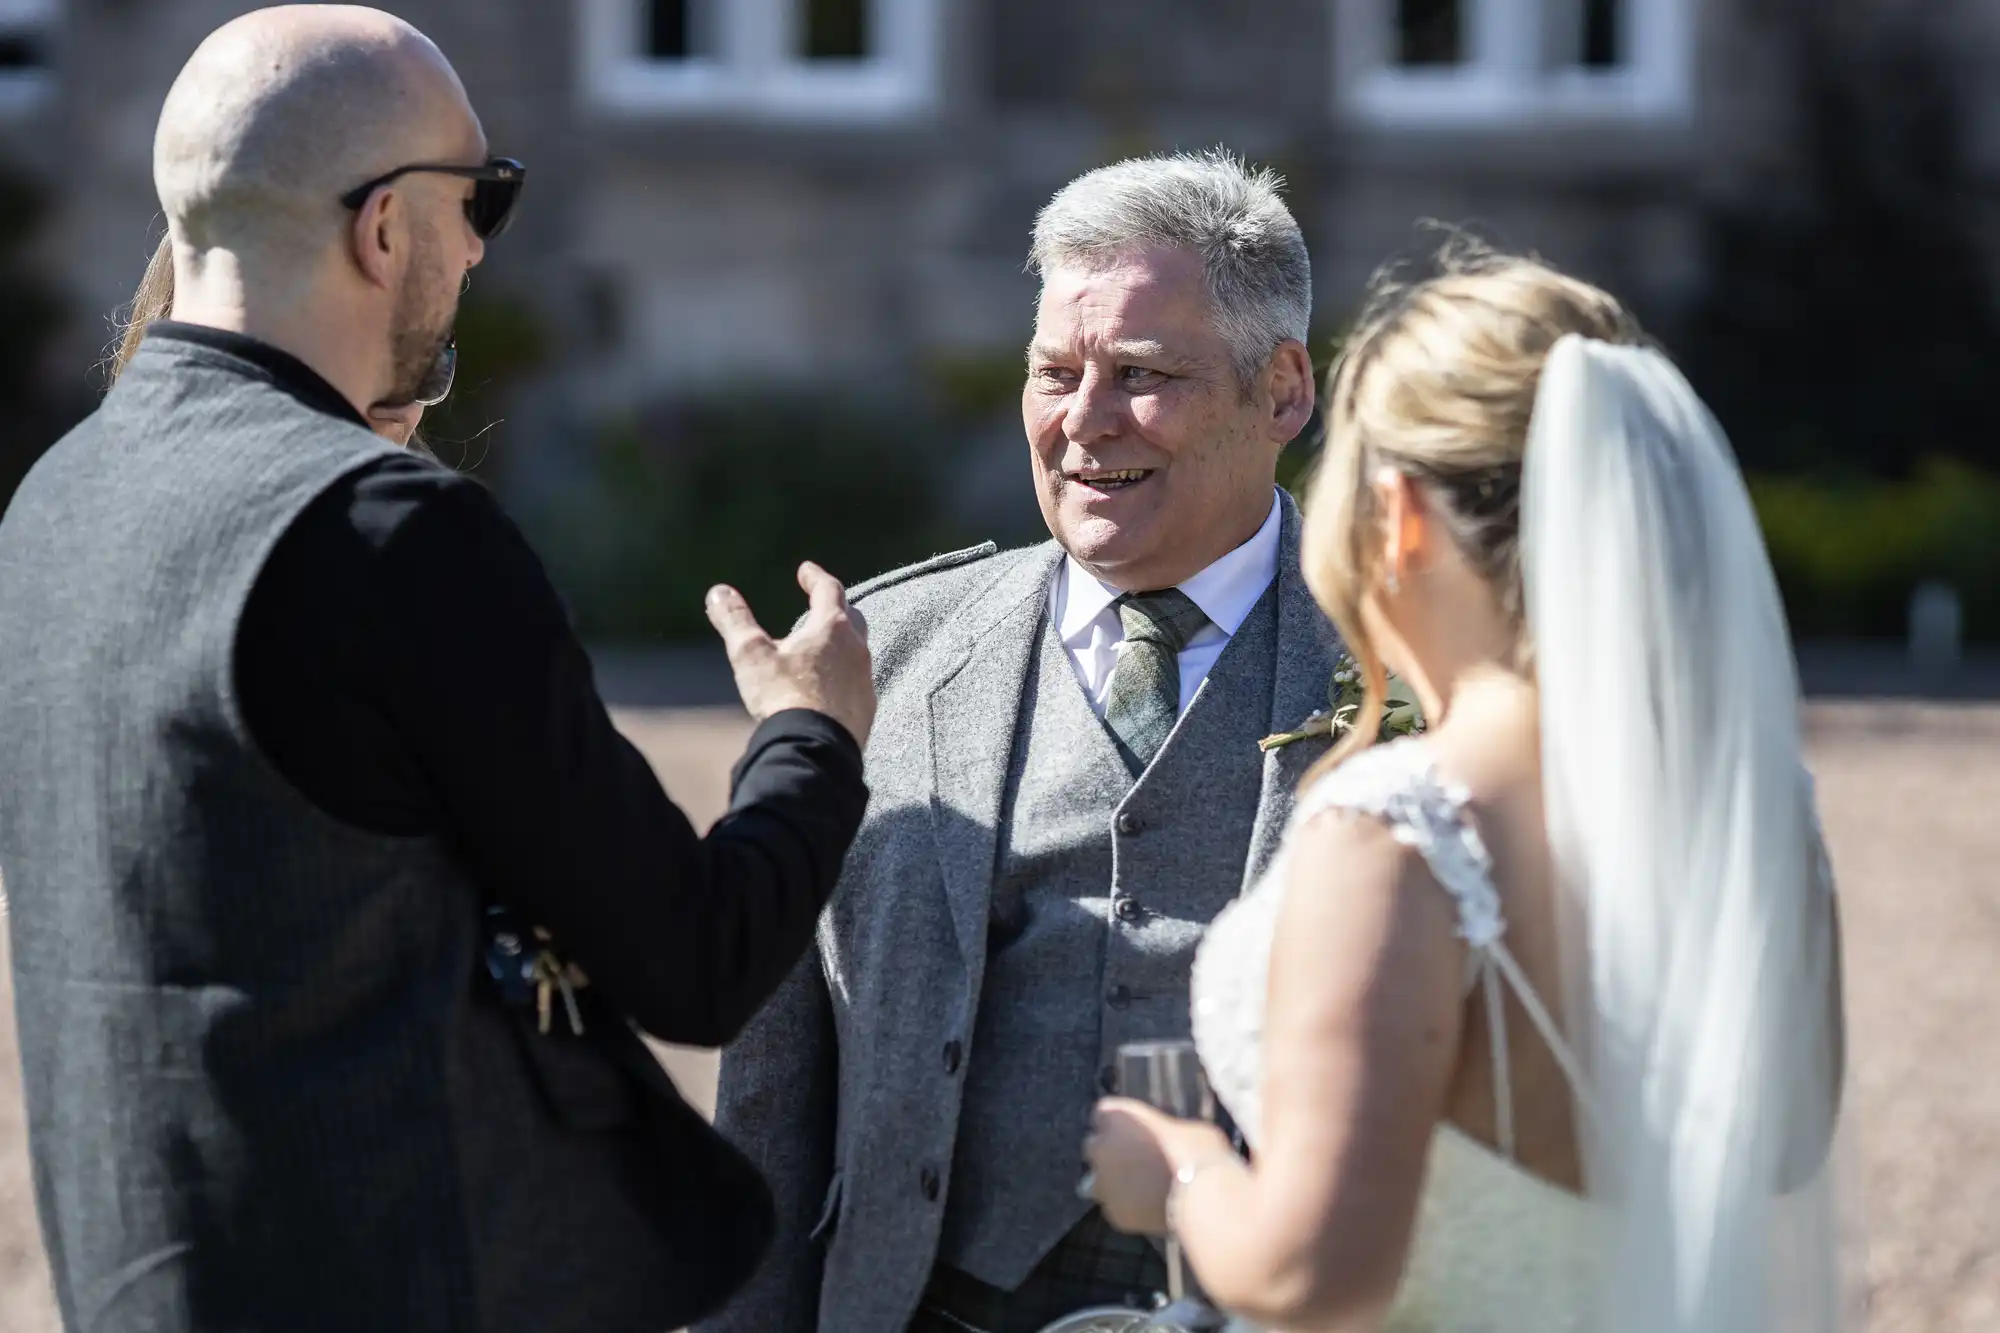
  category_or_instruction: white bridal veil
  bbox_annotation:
[1523,337,1855,1332]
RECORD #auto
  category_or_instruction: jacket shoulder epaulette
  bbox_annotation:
[847,542,1001,603]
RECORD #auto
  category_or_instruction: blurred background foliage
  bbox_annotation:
[1679,10,2000,480]
[1750,463,2000,643]
[0,167,72,512]
[534,387,969,640]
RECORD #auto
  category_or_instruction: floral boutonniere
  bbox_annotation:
[1258,653,1425,753]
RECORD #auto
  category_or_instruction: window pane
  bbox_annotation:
[645,0,722,60]
[802,0,870,61]
[0,29,44,70]
[1580,0,1621,68]
[645,0,691,58]
[1395,0,1463,67]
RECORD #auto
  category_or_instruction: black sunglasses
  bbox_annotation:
[339,156,526,240]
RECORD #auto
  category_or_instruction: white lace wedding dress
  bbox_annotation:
[1190,738,1596,1332]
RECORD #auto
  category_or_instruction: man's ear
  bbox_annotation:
[1265,339,1317,444]
[346,187,400,291]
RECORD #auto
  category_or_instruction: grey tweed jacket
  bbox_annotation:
[698,495,1340,1333]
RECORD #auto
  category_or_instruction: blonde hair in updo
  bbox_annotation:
[1303,239,1648,772]
[109,233,176,383]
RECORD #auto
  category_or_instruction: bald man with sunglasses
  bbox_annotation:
[0,9,874,1333]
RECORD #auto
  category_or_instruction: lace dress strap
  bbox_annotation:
[1293,741,1596,1159]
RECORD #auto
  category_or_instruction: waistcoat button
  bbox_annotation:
[1107,984,1132,1009]
[1098,1064,1117,1094]
[1114,896,1143,923]
[920,1165,941,1201]
[943,1039,963,1074]
[1115,811,1142,835]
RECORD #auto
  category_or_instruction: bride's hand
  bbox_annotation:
[1084,1098,1234,1235]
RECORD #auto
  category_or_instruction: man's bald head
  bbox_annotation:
[155,5,481,270]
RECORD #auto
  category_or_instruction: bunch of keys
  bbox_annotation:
[484,908,591,1036]
[529,931,591,1036]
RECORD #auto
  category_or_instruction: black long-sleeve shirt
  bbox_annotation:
[151,323,867,1048]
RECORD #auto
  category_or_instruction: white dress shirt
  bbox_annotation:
[1051,489,1283,719]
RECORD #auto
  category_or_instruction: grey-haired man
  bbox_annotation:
[700,151,1342,1333]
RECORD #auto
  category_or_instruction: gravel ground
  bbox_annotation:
[1,701,1994,1330]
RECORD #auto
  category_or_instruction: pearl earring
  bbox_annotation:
[1385,567,1401,595]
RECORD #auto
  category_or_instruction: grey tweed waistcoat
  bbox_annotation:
[0,339,770,1333]
[938,593,1278,1288]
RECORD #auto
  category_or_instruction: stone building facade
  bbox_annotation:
[1,0,1995,470]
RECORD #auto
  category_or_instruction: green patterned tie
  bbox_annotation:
[1103,589,1210,774]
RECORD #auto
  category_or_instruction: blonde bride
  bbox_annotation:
[1084,244,1853,1333]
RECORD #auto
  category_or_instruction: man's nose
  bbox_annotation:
[1065,365,1123,444]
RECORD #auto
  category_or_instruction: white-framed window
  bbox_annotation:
[579,0,942,121]
[0,0,54,113]
[1334,0,1693,126]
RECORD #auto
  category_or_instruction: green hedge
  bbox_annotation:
[1749,460,2000,644]
[539,388,975,641]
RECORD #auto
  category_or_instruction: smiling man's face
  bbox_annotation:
[1025,244,1287,592]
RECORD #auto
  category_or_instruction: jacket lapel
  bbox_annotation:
[1245,492,1344,884]
[926,543,1066,969]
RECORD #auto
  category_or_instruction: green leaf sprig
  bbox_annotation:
[1258,653,1426,753]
